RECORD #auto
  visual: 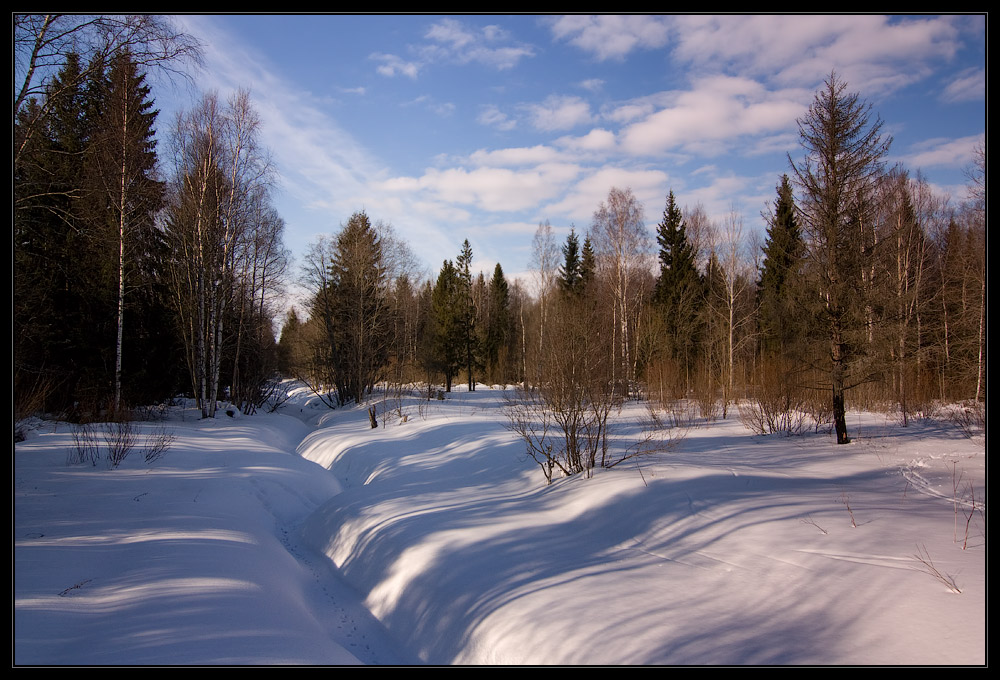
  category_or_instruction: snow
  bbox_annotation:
[14,383,986,665]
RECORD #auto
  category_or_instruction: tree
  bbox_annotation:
[483,263,512,385]
[789,72,891,444]
[327,211,389,404]
[652,191,701,393]
[15,14,200,166]
[757,175,805,357]
[591,187,650,397]
[88,49,164,412]
[455,239,480,391]
[165,90,276,418]
[427,260,463,392]
[558,227,583,295]
[530,220,560,388]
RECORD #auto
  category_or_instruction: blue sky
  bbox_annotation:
[157,14,985,301]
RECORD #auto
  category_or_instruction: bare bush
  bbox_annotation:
[69,423,101,466]
[102,418,137,469]
[738,363,809,435]
[141,425,175,464]
[948,400,985,438]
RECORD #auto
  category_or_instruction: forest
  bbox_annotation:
[14,15,986,459]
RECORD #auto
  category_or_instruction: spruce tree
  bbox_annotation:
[455,239,480,390]
[484,263,511,384]
[654,191,701,377]
[89,49,165,410]
[558,228,583,295]
[757,174,804,356]
[428,259,462,392]
[790,72,891,444]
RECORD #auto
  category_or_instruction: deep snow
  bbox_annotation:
[14,383,986,665]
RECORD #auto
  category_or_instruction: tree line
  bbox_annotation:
[280,72,984,460]
[15,26,983,455]
[15,15,289,420]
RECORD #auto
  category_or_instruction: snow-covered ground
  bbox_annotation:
[14,383,986,665]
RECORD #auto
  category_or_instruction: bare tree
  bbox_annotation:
[590,187,651,398]
[165,90,275,418]
[530,220,560,388]
[706,207,756,415]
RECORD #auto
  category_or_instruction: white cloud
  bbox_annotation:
[379,163,583,213]
[370,53,420,79]
[546,167,670,222]
[468,145,565,167]
[555,128,617,154]
[478,104,517,131]
[522,95,593,132]
[424,18,535,70]
[940,68,985,102]
[671,15,961,94]
[549,15,671,61]
[618,76,806,157]
[902,134,984,170]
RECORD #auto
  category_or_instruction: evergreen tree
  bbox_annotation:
[790,72,891,444]
[88,49,165,410]
[455,239,480,390]
[327,211,389,404]
[558,228,583,295]
[428,259,463,391]
[653,191,701,384]
[757,174,804,356]
[579,235,596,296]
[483,263,511,384]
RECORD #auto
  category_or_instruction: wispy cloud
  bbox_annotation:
[548,15,671,61]
[370,53,420,79]
[478,104,517,131]
[380,163,582,213]
[522,95,593,132]
[902,134,984,170]
[940,67,985,102]
[423,18,535,70]
[671,15,961,94]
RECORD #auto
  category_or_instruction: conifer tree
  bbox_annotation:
[653,191,701,385]
[558,228,583,295]
[790,72,891,444]
[757,174,804,356]
[483,262,511,384]
[455,239,480,391]
[89,49,164,411]
[428,259,463,391]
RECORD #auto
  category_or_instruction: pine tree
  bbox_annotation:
[579,235,596,295]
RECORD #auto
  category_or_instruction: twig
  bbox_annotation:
[801,515,829,534]
[912,544,961,593]
[839,491,857,528]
